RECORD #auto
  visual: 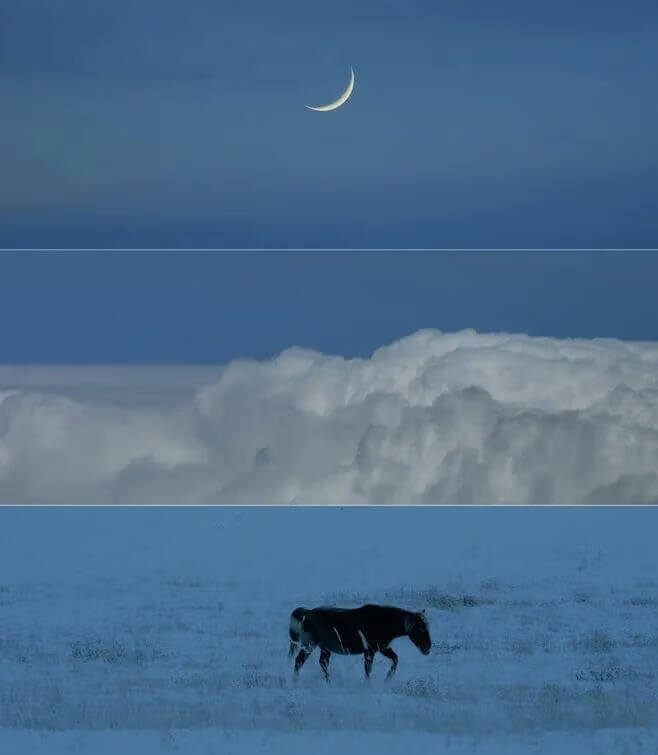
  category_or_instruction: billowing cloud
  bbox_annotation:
[1,329,658,505]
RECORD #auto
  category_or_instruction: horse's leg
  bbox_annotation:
[319,649,331,682]
[380,647,398,679]
[288,641,298,659]
[294,647,310,674]
[363,650,374,679]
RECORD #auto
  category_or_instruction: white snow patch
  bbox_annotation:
[1,506,656,753]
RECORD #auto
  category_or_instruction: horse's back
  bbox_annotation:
[311,604,390,617]
[313,605,360,616]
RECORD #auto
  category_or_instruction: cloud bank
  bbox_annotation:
[2,330,658,505]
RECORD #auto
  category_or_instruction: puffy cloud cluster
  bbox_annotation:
[2,330,658,505]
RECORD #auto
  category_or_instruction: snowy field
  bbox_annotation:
[1,506,657,753]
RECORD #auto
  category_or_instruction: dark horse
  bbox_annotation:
[288,604,431,682]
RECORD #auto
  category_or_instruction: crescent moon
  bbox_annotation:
[305,67,355,112]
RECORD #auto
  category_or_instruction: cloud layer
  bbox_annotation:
[2,330,658,505]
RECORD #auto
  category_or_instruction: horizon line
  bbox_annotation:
[1,248,658,253]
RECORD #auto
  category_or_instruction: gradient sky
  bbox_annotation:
[1,250,657,363]
[2,0,658,247]
[2,3,658,364]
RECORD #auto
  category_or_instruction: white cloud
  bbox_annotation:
[1,329,658,505]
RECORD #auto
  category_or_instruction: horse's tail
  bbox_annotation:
[288,607,307,657]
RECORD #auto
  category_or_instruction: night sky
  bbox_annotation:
[2,0,658,248]
[0,250,656,363]
[1,3,657,362]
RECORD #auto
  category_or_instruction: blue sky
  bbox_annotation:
[1,250,657,363]
[1,3,657,363]
[1,0,658,248]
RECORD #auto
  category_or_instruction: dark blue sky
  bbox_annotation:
[2,4,657,363]
[1,0,658,247]
[1,251,657,363]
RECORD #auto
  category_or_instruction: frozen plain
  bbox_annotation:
[1,506,657,754]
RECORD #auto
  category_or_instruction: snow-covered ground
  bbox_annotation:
[1,507,657,753]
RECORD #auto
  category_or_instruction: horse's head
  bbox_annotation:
[407,610,431,655]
